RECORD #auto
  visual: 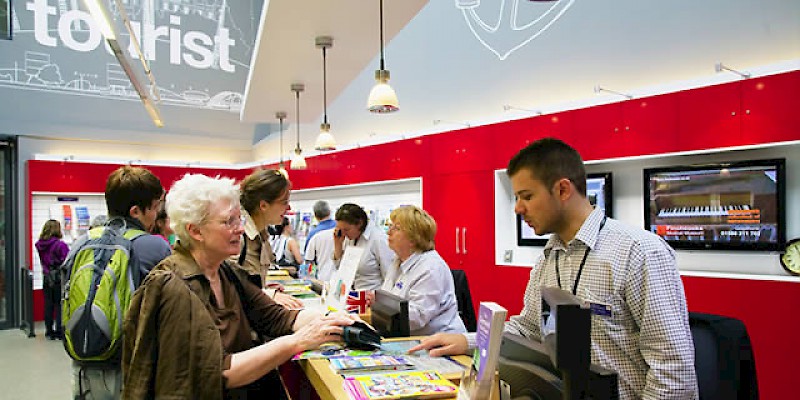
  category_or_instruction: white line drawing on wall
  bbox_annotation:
[457,0,575,61]
[1,0,254,112]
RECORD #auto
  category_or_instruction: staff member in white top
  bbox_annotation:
[332,203,395,290]
[412,138,697,400]
[381,205,466,336]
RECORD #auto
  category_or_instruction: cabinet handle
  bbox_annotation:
[462,228,467,254]
[455,227,460,255]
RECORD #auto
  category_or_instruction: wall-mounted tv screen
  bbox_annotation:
[644,158,785,251]
[518,172,613,246]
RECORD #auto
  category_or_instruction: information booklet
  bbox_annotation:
[458,302,507,399]
[329,355,414,374]
[343,370,459,400]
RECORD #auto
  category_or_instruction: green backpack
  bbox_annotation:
[61,221,145,362]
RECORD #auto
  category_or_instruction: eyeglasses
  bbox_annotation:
[387,223,401,233]
[216,215,246,230]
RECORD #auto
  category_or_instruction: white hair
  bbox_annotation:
[166,174,240,246]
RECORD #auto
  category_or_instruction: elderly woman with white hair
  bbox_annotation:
[122,174,355,399]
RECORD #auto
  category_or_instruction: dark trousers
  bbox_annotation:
[43,282,62,335]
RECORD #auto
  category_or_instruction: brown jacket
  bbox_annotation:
[122,243,299,399]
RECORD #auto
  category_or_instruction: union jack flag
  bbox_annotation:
[346,290,370,314]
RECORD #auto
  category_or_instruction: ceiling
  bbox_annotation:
[2,0,799,165]
[243,0,800,163]
[241,0,428,125]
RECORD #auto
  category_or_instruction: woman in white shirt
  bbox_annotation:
[332,203,395,291]
[381,205,466,336]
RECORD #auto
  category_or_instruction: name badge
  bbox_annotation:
[588,301,612,318]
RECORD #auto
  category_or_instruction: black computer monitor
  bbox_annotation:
[519,172,613,246]
[371,289,410,338]
[498,287,619,400]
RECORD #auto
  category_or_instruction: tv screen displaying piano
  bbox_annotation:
[518,173,613,246]
[644,159,785,251]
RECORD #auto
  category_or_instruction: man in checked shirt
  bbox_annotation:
[411,138,698,399]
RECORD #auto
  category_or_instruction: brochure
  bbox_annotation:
[343,370,458,400]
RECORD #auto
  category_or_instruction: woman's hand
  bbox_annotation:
[272,292,304,309]
[290,314,354,351]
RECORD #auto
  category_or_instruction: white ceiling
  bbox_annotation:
[241,0,428,124]
[244,0,800,163]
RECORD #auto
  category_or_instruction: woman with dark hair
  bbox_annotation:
[237,169,303,308]
[332,203,395,290]
[150,207,175,246]
[269,217,303,268]
[35,219,69,340]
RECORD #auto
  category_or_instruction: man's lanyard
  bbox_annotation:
[554,216,607,295]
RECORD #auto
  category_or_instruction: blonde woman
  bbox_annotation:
[382,205,466,336]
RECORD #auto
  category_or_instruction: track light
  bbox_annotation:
[433,119,471,128]
[715,62,751,79]
[593,85,633,99]
[503,105,542,115]
[82,0,163,127]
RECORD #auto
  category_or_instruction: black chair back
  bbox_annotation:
[450,269,477,332]
[689,312,758,400]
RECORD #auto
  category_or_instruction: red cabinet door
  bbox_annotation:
[621,94,680,156]
[489,118,537,170]
[570,102,625,161]
[427,171,494,311]
[741,71,800,145]
[491,112,575,169]
[677,81,741,152]
[374,137,432,181]
[430,126,493,175]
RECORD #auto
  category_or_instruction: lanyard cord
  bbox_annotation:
[555,216,607,295]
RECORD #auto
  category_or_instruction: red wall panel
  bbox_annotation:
[683,276,800,400]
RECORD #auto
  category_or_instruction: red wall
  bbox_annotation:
[682,276,798,400]
[26,70,800,398]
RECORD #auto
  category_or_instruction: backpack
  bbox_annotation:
[61,220,145,362]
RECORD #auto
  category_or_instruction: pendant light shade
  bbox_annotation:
[276,111,288,178]
[315,36,337,151]
[367,0,399,113]
[290,83,307,170]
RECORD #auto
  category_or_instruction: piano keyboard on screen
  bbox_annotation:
[658,205,751,218]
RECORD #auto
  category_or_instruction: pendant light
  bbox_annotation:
[314,36,337,151]
[290,83,307,170]
[367,0,399,113]
[276,111,288,178]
